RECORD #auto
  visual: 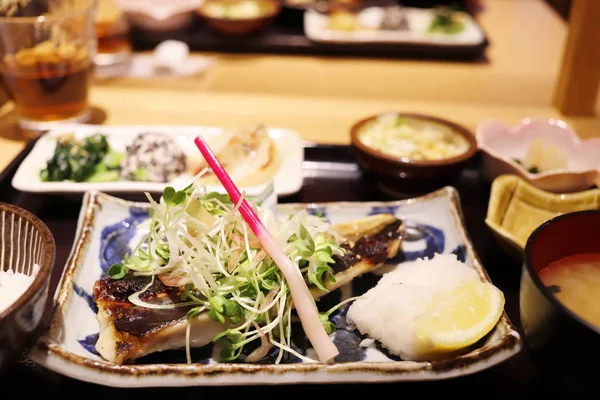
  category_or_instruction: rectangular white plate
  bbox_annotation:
[304,7,486,46]
[28,187,521,388]
[11,124,304,197]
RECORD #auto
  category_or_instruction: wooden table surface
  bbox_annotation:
[1,0,599,174]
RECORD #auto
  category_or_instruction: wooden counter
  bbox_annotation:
[1,0,599,174]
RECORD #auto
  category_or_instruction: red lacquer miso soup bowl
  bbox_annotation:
[521,210,600,396]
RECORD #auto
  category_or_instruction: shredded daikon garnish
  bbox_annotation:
[107,182,344,363]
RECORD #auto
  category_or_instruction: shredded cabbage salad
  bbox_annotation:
[107,181,346,363]
[359,113,471,161]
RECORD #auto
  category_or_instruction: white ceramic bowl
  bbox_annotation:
[476,118,600,193]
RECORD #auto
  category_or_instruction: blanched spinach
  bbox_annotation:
[40,134,120,182]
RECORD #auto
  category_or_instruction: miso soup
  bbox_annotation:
[539,253,600,329]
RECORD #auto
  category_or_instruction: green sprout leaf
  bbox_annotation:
[181,285,191,301]
[213,329,245,362]
[213,329,242,343]
[319,313,336,335]
[218,338,234,360]
[155,243,170,262]
[172,190,187,205]
[187,306,203,320]
[182,182,194,194]
[209,308,225,324]
[222,299,243,324]
[297,224,315,257]
[308,263,335,292]
[162,186,175,204]
[209,296,226,324]
[107,263,128,280]
[239,284,257,298]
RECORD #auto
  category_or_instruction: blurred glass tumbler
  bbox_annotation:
[0,0,97,130]
[95,0,131,73]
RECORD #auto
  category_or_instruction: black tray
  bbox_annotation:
[130,6,489,60]
[0,142,562,397]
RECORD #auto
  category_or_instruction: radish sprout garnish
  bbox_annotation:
[108,179,344,363]
[195,135,341,363]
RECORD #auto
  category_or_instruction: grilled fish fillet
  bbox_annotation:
[93,214,405,365]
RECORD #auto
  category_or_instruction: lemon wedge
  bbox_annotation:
[414,278,505,354]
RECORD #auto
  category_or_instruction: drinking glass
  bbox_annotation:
[95,0,131,76]
[0,0,97,130]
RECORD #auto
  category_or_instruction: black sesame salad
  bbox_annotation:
[120,131,187,183]
[40,132,188,183]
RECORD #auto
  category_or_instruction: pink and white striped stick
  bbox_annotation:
[194,135,338,363]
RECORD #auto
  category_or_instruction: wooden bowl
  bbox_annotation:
[350,112,478,196]
[0,202,55,376]
[197,0,281,36]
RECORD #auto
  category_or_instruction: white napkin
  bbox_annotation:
[95,40,214,78]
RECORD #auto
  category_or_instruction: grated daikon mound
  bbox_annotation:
[346,253,479,361]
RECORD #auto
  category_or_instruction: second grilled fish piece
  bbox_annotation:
[93,214,405,365]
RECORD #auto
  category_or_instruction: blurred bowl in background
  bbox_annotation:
[116,0,204,32]
[350,112,477,197]
[197,0,281,36]
[521,210,600,396]
[0,202,55,376]
[282,0,394,13]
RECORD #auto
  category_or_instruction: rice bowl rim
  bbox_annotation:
[0,202,56,321]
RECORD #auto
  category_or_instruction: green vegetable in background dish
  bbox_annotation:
[395,116,406,127]
[132,167,150,182]
[512,158,539,174]
[40,133,123,183]
[428,6,466,35]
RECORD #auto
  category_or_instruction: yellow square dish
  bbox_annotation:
[485,174,600,259]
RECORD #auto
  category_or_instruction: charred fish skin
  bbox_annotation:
[331,219,405,275]
[94,275,190,336]
[93,275,192,364]
[93,214,405,365]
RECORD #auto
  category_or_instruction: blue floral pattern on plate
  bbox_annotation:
[99,206,148,274]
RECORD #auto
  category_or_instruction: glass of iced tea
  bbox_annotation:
[95,0,131,75]
[0,0,96,130]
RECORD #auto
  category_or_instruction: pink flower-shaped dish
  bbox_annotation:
[476,118,600,193]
